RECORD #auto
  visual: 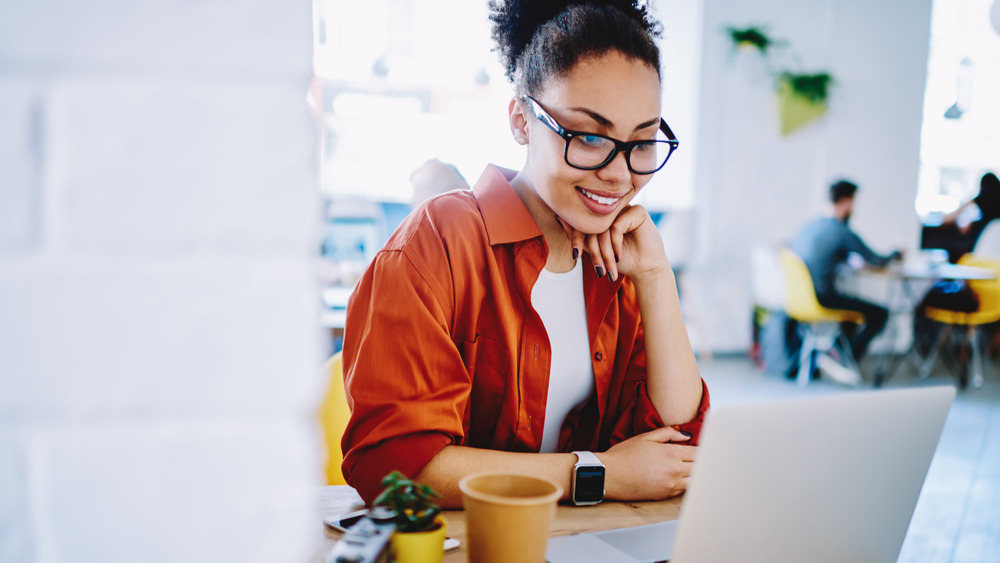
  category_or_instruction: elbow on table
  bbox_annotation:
[343,432,453,505]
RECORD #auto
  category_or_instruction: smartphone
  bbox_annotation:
[323,510,460,551]
[323,509,369,533]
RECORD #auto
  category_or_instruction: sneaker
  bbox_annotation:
[817,353,862,386]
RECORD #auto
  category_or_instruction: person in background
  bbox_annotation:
[942,172,1000,238]
[919,173,1000,264]
[913,172,1000,354]
[381,159,472,237]
[790,180,902,376]
[341,0,708,507]
[409,158,470,205]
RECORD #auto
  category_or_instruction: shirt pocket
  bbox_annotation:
[456,334,510,448]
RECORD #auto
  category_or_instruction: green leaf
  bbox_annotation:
[726,25,775,54]
[780,71,834,105]
[373,470,444,532]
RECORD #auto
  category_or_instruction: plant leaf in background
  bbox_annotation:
[726,25,777,55]
[779,72,834,105]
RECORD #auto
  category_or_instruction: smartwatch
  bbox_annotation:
[571,451,606,506]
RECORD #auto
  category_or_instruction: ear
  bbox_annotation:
[508,97,529,145]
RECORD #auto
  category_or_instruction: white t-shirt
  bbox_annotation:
[530,259,596,453]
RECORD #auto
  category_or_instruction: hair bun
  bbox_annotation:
[489,0,657,83]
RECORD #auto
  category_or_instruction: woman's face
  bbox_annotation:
[518,51,663,235]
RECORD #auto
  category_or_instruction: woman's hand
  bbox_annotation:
[598,426,696,501]
[558,205,669,284]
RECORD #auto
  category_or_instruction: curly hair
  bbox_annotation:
[489,0,662,95]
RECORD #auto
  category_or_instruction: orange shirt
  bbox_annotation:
[342,165,710,503]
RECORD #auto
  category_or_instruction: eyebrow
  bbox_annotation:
[568,106,660,133]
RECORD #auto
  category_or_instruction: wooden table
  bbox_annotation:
[317,486,683,562]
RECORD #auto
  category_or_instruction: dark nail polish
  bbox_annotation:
[614,253,619,263]
[679,430,692,438]
[607,270,614,281]
[573,247,580,260]
[596,266,605,278]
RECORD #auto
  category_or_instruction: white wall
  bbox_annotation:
[0,2,323,562]
[687,0,932,352]
[639,0,705,212]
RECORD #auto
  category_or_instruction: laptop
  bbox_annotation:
[547,385,955,563]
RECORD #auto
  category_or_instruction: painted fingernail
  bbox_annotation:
[679,430,692,438]
[614,253,619,263]
[607,270,614,281]
[596,266,605,278]
[572,247,580,260]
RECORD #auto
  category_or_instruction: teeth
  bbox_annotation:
[580,189,620,205]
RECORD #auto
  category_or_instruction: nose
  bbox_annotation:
[595,149,631,184]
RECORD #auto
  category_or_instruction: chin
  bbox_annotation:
[568,215,616,235]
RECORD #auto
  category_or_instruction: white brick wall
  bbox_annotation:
[44,79,316,254]
[0,79,40,250]
[0,1,311,74]
[0,1,323,562]
[0,434,36,562]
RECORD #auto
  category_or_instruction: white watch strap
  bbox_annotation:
[572,451,603,467]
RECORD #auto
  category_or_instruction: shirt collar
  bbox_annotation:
[472,165,544,246]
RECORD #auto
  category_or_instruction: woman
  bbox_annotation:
[941,172,1000,239]
[341,0,708,507]
[914,172,1000,354]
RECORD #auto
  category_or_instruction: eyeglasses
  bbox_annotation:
[520,95,679,175]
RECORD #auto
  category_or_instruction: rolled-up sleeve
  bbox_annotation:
[612,378,711,445]
[606,305,711,446]
[341,246,470,504]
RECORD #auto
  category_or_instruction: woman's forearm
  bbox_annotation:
[631,267,702,425]
[414,446,577,508]
[414,429,695,508]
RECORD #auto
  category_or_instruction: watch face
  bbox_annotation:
[574,465,606,503]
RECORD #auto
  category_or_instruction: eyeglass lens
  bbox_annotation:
[566,135,672,173]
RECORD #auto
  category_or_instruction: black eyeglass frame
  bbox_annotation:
[520,95,679,175]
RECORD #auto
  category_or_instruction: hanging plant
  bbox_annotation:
[724,22,837,135]
[726,25,777,55]
[776,72,833,136]
[779,71,834,105]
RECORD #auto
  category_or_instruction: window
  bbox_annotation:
[312,0,701,207]
[916,0,1000,219]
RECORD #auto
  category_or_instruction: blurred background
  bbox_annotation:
[1,0,999,562]
[314,0,1000,356]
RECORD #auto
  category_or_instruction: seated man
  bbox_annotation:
[790,180,901,373]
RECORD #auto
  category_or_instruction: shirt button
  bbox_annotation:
[595,352,603,361]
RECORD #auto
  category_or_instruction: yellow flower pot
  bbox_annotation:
[390,516,447,563]
[776,80,828,136]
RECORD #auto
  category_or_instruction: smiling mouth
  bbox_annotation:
[578,187,623,206]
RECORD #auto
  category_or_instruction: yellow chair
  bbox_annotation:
[318,351,350,485]
[921,255,1000,388]
[779,249,865,385]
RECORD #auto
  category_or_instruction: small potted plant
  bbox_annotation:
[374,471,447,563]
[776,71,834,135]
[726,25,779,55]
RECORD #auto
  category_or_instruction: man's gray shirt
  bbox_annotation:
[790,217,893,296]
